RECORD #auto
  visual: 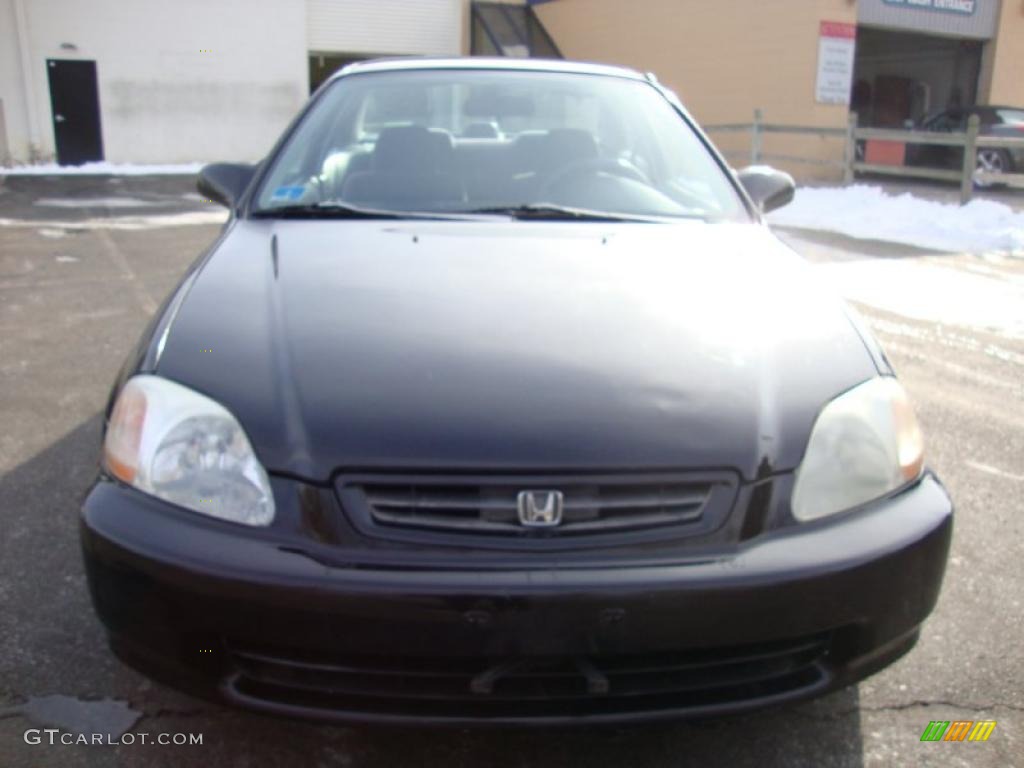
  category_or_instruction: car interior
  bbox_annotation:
[321,123,638,210]
[258,73,743,218]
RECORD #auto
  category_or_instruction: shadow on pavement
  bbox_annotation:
[772,225,951,259]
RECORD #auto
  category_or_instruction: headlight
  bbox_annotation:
[103,375,275,526]
[791,377,924,522]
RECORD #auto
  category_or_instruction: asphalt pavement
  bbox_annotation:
[0,174,1021,767]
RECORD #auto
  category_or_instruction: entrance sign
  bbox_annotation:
[815,22,857,105]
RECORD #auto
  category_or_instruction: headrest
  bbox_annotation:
[545,129,599,162]
[373,125,452,174]
[512,129,598,172]
[462,122,501,139]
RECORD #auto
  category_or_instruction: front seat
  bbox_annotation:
[509,129,599,198]
[341,125,464,208]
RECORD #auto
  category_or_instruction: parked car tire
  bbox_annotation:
[974,148,1013,189]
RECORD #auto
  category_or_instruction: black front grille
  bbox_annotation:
[224,635,831,722]
[367,482,707,534]
[335,472,738,548]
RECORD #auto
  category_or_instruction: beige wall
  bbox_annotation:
[981,0,1024,106]
[535,0,858,181]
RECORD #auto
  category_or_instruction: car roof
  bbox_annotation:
[328,57,649,83]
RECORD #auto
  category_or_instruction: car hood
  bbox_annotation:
[156,219,877,482]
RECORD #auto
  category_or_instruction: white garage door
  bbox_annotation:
[306,0,463,55]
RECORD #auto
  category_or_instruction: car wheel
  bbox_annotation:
[974,148,1011,189]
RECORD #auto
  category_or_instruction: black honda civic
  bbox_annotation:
[81,58,952,725]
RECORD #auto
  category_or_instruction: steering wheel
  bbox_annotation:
[540,157,649,196]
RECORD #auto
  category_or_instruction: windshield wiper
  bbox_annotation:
[464,204,666,222]
[253,201,693,223]
[251,202,472,220]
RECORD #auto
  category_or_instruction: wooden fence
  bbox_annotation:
[704,109,1024,205]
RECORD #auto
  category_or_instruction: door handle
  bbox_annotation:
[54,114,66,123]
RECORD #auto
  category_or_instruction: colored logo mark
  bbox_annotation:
[920,720,997,742]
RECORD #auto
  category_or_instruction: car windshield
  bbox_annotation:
[254,68,748,221]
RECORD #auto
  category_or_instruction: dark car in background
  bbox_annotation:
[908,105,1024,186]
[80,58,953,725]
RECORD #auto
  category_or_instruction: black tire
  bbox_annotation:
[974,148,1012,189]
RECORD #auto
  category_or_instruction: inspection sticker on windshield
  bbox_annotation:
[271,185,305,201]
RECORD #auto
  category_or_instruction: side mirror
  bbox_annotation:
[736,166,795,214]
[197,163,256,209]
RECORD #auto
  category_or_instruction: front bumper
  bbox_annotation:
[81,474,952,725]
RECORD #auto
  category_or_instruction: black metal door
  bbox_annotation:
[46,59,104,166]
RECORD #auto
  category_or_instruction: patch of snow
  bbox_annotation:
[36,228,67,238]
[14,694,141,738]
[1,161,205,176]
[769,185,1024,256]
[35,196,161,208]
[814,257,1024,340]
[0,210,227,230]
[55,255,79,263]
[866,316,1024,369]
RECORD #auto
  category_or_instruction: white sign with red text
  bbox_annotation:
[815,21,857,105]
